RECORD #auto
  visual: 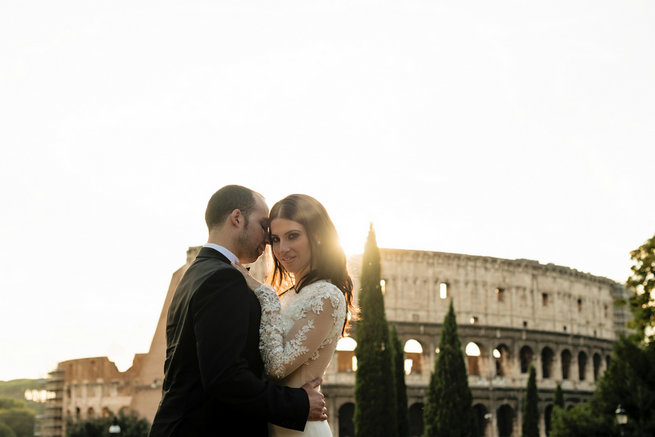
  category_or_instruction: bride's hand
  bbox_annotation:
[232,261,263,291]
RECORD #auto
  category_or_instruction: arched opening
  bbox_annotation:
[593,353,602,381]
[438,282,449,299]
[101,407,111,417]
[336,337,357,373]
[338,402,354,437]
[494,344,511,377]
[496,404,514,437]
[520,346,533,373]
[542,347,554,379]
[473,403,489,437]
[465,342,482,376]
[408,403,424,437]
[545,404,554,436]
[87,407,95,418]
[404,339,423,375]
[578,351,587,381]
[561,349,572,380]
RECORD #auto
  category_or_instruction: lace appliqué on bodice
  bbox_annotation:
[254,280,346,380]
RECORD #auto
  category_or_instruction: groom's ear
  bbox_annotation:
[229,209,242,227]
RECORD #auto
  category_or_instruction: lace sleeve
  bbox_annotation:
[254,282,345,380]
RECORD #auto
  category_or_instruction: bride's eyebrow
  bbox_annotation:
[270,229,302,238]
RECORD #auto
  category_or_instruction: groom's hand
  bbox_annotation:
[302,377,327,421]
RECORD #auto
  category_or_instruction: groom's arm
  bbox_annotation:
[191,268,309,430]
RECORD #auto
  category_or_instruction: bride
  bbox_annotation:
[234,194,354,437]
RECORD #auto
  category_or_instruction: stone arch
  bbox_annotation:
[336,337,357,373]
[496,404,515,437]
[494,344,511,377]
[404,339,424,375]
[593,353,602,381]
[465,342,483,376]
[561,349,572,380]
[102,407,111,417]
[541,347,554,379]
[338,402,354,437]
[408,402,424,437]
[520,345,534,373]
[87,407,95,418]
[578,351,588,381]
[473,403,489,437]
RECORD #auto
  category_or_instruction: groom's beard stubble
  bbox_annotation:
[237,222,264,264]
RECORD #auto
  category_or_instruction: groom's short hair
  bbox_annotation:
[205,185,260,230]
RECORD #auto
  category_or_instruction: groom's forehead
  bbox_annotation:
[252,195,269,216]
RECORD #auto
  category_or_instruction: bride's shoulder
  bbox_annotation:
[304,280,346,307]
[304,279,340,294]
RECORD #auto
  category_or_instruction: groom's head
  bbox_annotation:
[205,185,269,263]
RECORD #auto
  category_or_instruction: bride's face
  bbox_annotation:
[270,218,312,280]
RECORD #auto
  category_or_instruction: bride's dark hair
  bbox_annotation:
[269,194,354,334]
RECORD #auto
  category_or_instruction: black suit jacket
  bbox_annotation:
[149,247,309,437]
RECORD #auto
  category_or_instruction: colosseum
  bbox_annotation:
[43,246,630,437]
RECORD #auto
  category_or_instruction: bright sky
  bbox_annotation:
[1,1,653,381]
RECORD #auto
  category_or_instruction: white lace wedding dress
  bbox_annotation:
[254,280,347,437]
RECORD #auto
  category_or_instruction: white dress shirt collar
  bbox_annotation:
[203,243,239,264]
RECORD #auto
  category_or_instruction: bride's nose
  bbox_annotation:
[278,239,290,253]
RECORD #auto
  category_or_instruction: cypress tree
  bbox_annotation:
[390,324,409,437]
[522,365,539,437]
[423,300,475,437]
[553,383,564,409]
[354,225,397,437]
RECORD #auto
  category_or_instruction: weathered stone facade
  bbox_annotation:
[322,249,629,437]
[43,247,630,437]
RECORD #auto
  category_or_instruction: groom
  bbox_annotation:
[149,185,327,436]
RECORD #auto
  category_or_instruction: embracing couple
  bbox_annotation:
[149,185,354,437]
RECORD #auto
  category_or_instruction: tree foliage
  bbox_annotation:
[593,338,655,435]
[551,235,655,436]
[550,402,611,437]
[0,398,34,437]
[66,410,150,437]
[390,324,409,437]
[625,233,655,342]
[353,225,397,437]
[0,422,16,437]
[0,380,43,400]
[553,383,564,409]
[522,365,539,437]
[550,337,655,436]
[423,300,475,437]
[0,379,46,416]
